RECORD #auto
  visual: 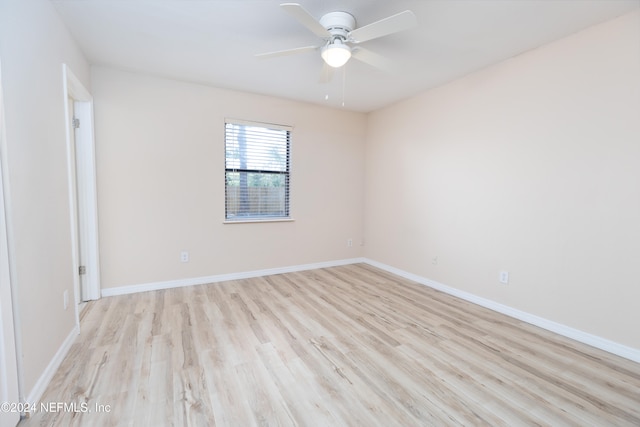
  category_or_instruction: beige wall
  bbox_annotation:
[0,0,91,394]
[364,10,640,349]
[92,67,366,289]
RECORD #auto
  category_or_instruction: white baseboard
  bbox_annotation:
[101,258,366,297]
[363,258,640,364]
[25,324,79,406]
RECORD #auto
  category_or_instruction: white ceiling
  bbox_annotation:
[51,0,639,112]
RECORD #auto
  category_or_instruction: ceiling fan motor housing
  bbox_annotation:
[320,11,356,41]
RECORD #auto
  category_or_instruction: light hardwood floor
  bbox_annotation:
[19,264,640,426]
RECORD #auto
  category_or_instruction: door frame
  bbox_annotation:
[0,57,20,427]
[0,134,20,427]
[63,64,101,317]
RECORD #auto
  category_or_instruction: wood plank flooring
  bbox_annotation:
[19,264,640,426]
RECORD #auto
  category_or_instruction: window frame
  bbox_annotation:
[224,118,293,223]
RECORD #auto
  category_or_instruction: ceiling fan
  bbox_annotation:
[256,3,417,80]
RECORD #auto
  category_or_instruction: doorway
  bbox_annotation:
[63,65,101,316]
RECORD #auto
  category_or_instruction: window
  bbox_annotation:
[225,119,291,221]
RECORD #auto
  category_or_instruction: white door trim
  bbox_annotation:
[63,64,101,313]
[0,57,20,427]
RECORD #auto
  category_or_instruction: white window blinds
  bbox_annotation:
[225,119,291,221]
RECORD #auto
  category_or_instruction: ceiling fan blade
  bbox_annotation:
[351,47,395,73]
[318,62,334,84]
[281,3,331,38]
[255,45,318,59]
[348,10,417,43]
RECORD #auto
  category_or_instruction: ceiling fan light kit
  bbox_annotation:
[322,40,352,68]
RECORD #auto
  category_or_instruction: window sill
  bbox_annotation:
[223,218,295,224]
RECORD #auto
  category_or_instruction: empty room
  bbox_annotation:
[1,0,639,426]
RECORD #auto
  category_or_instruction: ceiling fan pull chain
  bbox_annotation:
[342,66,346,107]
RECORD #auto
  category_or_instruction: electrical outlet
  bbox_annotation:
[432,256,438,265]
[63,290,69,310]
[499,271,509,284]
[347,238,353,247]
[180,251,189,263]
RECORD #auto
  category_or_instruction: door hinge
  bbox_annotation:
[79,265,86,275]
[72,117,80,129]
